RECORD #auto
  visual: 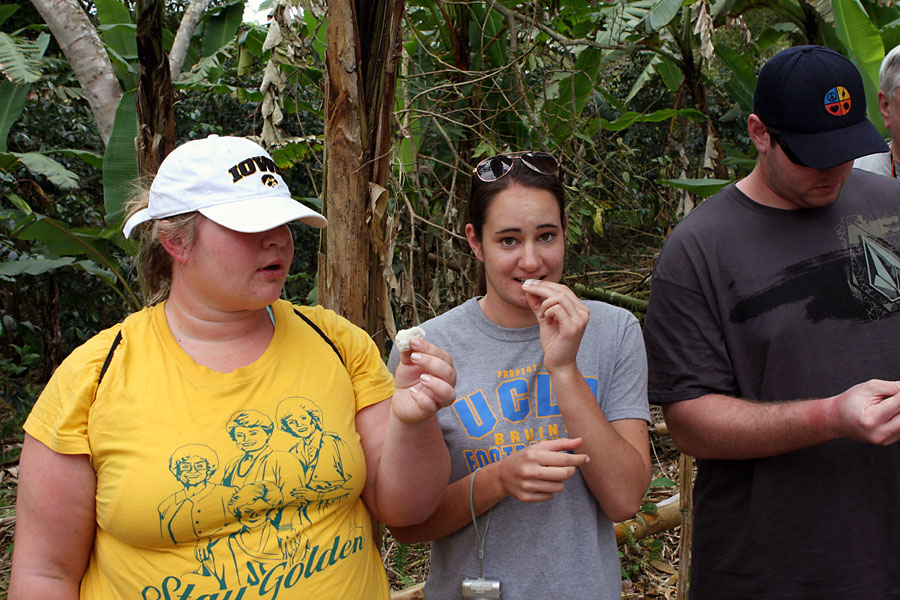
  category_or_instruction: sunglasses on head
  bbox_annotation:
[473,151,560,182]
[768,129,809,167]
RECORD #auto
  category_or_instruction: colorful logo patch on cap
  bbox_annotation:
[823,86,851,116]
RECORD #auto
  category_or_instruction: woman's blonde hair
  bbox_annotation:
[124,178,201,306]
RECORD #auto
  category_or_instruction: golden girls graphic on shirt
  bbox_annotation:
[147,397,365,598]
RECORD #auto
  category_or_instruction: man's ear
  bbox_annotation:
[158,225,190,264]
[747,114,771,155]
[879,89,892,130]
[465,223,484,262]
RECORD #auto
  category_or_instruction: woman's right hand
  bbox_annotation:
[496,437,589,502]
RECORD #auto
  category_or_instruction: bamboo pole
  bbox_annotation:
[391,583,425,600]
[678,453,695,600]
[614,492,681,545]
[572,283,649,314]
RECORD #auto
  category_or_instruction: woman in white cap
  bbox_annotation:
[10,135,456,599]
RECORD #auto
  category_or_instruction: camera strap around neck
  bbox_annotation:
[469,466,493,579]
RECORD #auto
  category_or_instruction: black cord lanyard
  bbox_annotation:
[891,142,898,179]
[469,466,492,578]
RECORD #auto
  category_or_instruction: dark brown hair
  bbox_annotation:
[468,158,566,294]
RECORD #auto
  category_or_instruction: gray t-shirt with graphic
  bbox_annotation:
[389,298,649,599]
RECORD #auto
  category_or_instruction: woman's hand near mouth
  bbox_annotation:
[522,278,590,374]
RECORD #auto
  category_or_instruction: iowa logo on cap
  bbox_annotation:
[823,86,851,116]
[228,155,280,184]
[261,174,278,187]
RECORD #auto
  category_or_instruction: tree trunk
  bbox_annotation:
[321,0,370,328]
[321,0,405,345]
[361,0,405,348]
[679,41,728,181]
[169,0,210,80]
[136,0,175,177]
[29,0,122,145]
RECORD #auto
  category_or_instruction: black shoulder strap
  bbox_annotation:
[97,329,123,387]
[293,308,344,365]
[96,310,345,390]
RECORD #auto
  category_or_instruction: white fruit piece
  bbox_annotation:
[395,326,426,351]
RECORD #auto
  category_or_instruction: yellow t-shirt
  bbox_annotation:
[25,299,395,599]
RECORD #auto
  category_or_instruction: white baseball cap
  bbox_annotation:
[122,135,327,238]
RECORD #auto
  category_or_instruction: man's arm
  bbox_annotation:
[663,379,900,459]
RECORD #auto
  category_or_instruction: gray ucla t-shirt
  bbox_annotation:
[388,298,649,599]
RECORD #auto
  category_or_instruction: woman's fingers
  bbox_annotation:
[397,337,457,388]
[523,281,588,331]
[498,437,590,501]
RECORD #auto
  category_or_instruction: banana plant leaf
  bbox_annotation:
[305,10,327,66]
[95,0,137,57]
[642,0,683,32]
[55,149,105,170]
[5,195,140,309]
[832,0,885,135]
[0,4,18,27]
[546,47,604,143]
[203,1,246,58]
[756,23,797,53]
[0,32,43,84]
[625,52,684,104]
[0,257,121,298]
[12,152,80,190]
[0,256,76,275]
[103,90,138,224]
[0,79,27,153]
[601,107,707,131]
[660,178,732,197]
[474,3,508,70]
[0,32,47,152]
[716,44,756,114]
[100,25,140,90]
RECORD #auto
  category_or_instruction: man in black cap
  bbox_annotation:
[644,45,900,598]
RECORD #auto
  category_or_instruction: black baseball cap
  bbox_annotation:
[753,45,887,169]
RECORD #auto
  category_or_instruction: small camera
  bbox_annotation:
[461,578,501,599]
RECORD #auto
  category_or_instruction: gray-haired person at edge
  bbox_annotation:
[643,45,900,598]
[386,151,652,598]
[855,44,900,177]
[9,135,458,599]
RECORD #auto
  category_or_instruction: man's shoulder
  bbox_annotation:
[678,182,743,221]
[852,151,892,177]
[659,184,743,246]
[844,166,900,202]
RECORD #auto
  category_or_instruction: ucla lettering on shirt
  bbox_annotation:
[452,365,598,473]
